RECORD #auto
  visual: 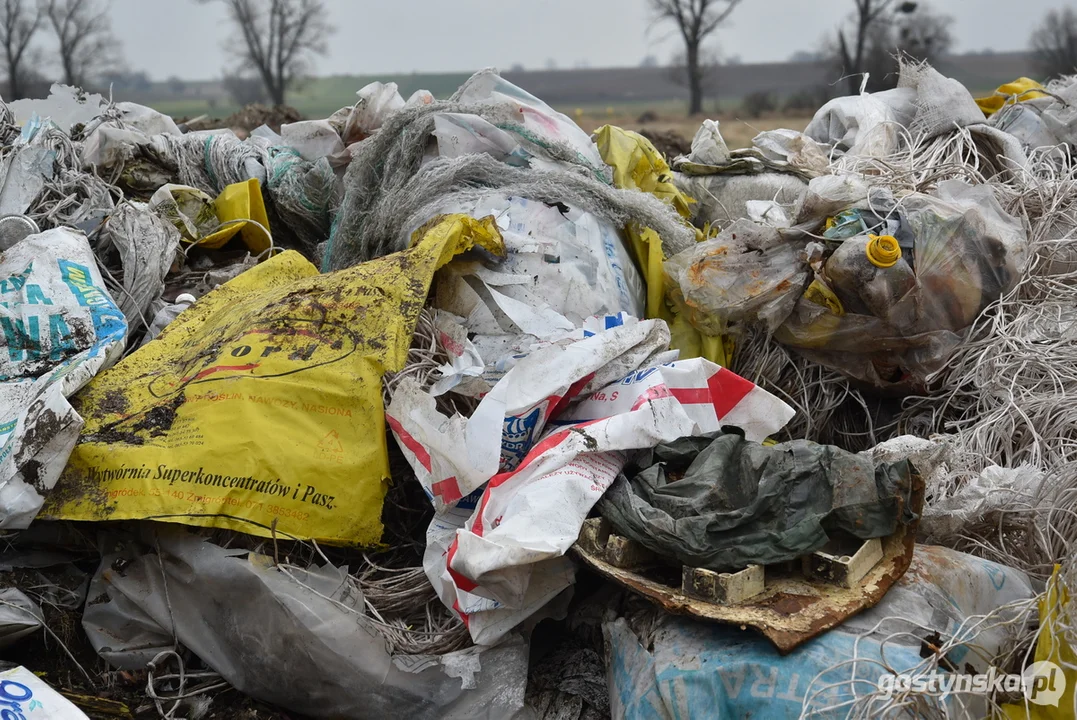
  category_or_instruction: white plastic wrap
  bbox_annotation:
[804,87,917,158]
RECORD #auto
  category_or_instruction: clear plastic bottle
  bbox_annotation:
[140,293,196,347]
[825,234,916,321]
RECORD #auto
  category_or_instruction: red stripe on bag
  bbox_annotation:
[385,414,432,472]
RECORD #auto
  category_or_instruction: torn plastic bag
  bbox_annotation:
[976,77,1048,117]
[0,228,127,529]
[430,193,645,357]
[452,69,612,183]
[606,545,1035,720]
[432,113,533,166]
[0,665,89,719]
[390,321,793,643]
[42,215,502,546]
[794,174,870,226]
[898,62,987,142]
[390,317,673,509]
[0,133,55,217]
[1033,77,1077,149]
[78,101,182,140]
[342,81,407,143]
[149,179,271,254]
[990,99,1061,152]
[598,432,916,571]
[663,220,814,334]
[776,180,1028,388]
[147,183,218,241]
[81,126,179,195]
[279,119,345,162]
[0,588,42,647]
[592,126,694,222]
[9,84,105,131]
[98,203,181,335]
[751,129,832,178]
[592,125,738,369]
[83,528,529,719]
[804,87,916,157]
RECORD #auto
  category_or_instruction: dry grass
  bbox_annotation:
[567,107,817,150]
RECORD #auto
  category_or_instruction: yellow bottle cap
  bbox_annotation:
[866,234,901,268]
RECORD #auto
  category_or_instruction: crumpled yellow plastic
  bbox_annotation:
[42,214,504,546]
[199,177,273,253]
[593,125,694,220]
[1002,566,1076,719]
[594,125,731,366]
[976,77,1048,117]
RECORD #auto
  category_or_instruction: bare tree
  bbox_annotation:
[895,4,953,64]
[1031,7,1077,80]
[208,0,332,107]
[836,0,917,95]
[0,0,41,99]
[667,48,722,110]
[651,0,742,115]
[44,0,119,88]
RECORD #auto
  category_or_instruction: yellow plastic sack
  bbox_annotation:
[199,178,272,253]
[593,125,694,220]
[42,215,504,546]
[594,125,731,367]
[976,77,1048,117]
[150,178,273,254]
[1003,566,1076,719]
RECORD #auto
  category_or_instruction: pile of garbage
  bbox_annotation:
[0,62,1076,719]
[178,103,305,136]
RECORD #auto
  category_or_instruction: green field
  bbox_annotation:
[150,72,475,120]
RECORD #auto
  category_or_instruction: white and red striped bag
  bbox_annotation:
[388,320,794,644]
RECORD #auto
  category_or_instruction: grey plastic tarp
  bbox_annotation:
[82,528,530,720]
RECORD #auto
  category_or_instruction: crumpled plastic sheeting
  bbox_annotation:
[674,172,807,230]
[0,143,54,218]
[9,84,105,130]
[922,465,1044,545]
[804,87,917,158]
[98,203,181,334]
[0,587,43,648]
[598,432,916,571]
[664,219,811,334]
[794,174,871,225]
[451,69,612,184]
[83,529,530,720]
[898,62,988,142]
[868,435,1046,547]
[751,129,832,178]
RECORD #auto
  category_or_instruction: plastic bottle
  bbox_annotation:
[140,293,196,346]
[825,234,916,321]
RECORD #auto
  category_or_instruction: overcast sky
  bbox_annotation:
[112,0,1062,81]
